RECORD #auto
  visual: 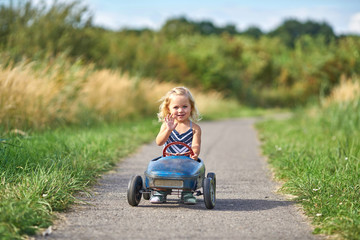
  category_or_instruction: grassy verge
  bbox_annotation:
[256,100,360,239]
[0,119,159,239]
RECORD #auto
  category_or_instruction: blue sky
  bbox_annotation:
[41,0,360,34]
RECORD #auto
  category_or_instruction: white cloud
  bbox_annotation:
[94,12,160,30]
[349,12,360,34]
[93,12,119,29]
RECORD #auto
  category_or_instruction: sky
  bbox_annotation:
[38,0,360,35]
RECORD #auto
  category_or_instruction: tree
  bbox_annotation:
[160,17,197,38]
[269,19,336,47]
[1,0,101,61]
[160,17,240,38]
[221,24,238,35]
[241,26,263,39]
[0,1,37,48]
[196,20,218,35]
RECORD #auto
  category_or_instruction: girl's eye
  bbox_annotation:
[183,105,188,108]
[173,106,179,109]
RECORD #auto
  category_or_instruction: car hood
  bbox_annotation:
[145,156,205,179]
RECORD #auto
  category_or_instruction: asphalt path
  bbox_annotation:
[39,118,320,240]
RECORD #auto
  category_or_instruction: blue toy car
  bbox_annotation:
[127,141,216,209]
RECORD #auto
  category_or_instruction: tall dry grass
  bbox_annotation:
[322,75,360,106]
[0,63,62,129]
[0,59,234,131]
[0,59,90,130]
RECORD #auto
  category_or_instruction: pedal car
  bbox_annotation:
[127,141,216,209]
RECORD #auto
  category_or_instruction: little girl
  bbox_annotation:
[151,87,202,204]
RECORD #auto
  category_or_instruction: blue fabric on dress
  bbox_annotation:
[165,121,193,154]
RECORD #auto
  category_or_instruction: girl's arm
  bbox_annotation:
[156,122,172,146]
[156,114,178,146]
[190,124,201,160]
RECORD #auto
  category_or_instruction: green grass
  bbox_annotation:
[256,100,360,240]
[0,119,159,239]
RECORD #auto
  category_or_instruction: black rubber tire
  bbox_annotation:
[203,177,216,209]
[207,172,216,192]
[127,175,143,206]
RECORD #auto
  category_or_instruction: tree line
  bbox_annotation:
[156,16,336,47]
[1,0,359,106]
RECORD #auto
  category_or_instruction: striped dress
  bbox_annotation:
[165,121,193,155]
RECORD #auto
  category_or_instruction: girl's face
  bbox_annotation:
[168,95,192,123]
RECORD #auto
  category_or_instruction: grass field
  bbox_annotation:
[0,119,160,239]
[2,57,358,239]
[256,82,360,240]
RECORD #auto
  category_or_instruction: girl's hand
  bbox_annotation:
[190,153,198,160]
[165,114,178,131]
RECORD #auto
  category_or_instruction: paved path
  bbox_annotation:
[40,118,320,240]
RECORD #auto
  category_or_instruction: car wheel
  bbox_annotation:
[127,175,143,206]
[203,177,216,209]
[207,172,216,193]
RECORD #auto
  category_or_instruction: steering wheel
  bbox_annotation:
[163,141,194,157]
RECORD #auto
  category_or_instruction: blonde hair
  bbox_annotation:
[157,87,201,122]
